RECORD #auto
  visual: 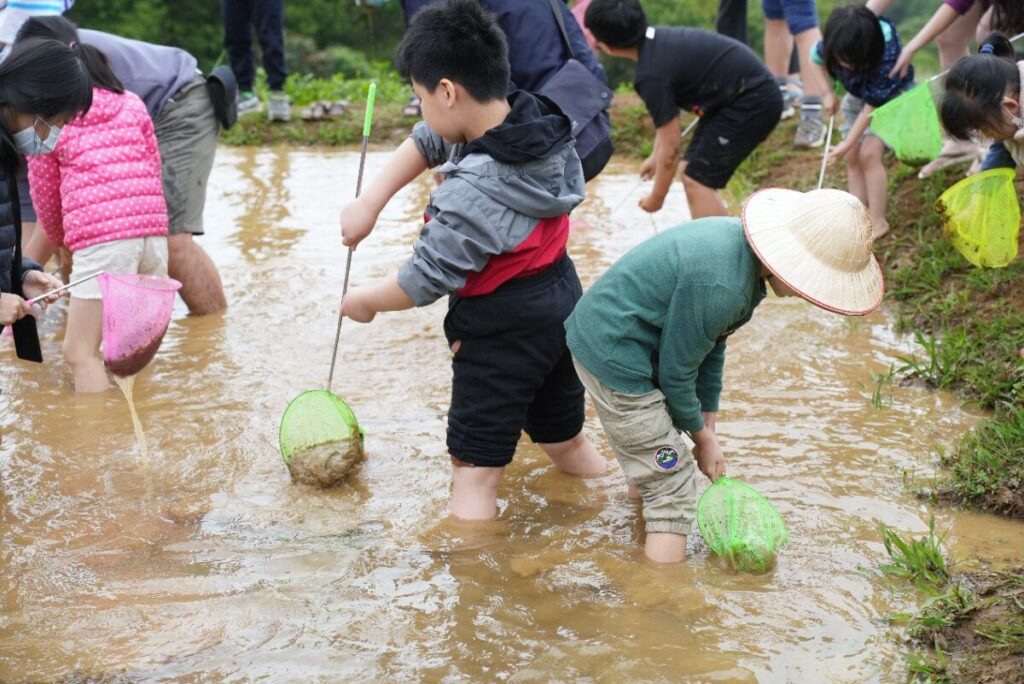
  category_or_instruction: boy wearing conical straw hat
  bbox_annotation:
[566,188,884,563]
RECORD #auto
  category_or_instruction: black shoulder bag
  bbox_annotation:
[538,0,614,181]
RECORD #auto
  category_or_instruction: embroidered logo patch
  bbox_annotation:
[654,446,679,470]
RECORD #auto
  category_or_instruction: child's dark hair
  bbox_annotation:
[0,37,92,120]
[821,5,885,79]
[395,0,508,102]
[16,16,124,94]
[940,33,1019,141]
[584,0,647,49]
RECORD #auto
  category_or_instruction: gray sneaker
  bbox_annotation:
[238,91,262,116]
[268,91,291,122]
[793,111,825,148]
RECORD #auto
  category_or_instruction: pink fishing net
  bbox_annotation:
[98,272,181,377]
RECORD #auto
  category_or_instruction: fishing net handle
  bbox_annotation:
[328,83,377,391]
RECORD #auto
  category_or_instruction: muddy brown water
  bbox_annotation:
[1,149,1021,681]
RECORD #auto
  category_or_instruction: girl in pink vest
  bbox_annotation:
[28,42,168,393]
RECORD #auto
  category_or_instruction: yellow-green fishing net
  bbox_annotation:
[870,83,943,166]
[935,168,1020,268]
[696,477,789,574]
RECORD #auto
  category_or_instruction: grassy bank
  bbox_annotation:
[722,114,1023,680]
[878,522,1024,682]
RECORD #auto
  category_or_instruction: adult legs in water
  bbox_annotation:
[168,233,227,315]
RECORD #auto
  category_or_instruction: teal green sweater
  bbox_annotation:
[566,218,766,433]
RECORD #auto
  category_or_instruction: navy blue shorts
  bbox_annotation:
[762,0,819,35]
[443,253,586,467]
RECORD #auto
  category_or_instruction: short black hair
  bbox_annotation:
[0,37,92,120]
[584,0,647,48]
[821,5,885,79]
[17,16,124,94]
[396,0,509,102]
[941,33,1019,141]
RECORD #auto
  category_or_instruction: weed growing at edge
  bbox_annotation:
[879,518,949,591]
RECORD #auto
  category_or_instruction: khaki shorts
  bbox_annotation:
[70,237,168,299]
[574,359,697,536]
[840,93,886,147]
[155,75,219,236]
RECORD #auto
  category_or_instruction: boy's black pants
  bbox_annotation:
[443,253,585,468]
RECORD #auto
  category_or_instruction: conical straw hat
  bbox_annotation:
[742,188,884,316]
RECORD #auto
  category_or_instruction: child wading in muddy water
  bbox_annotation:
[810,4,914,240]
[339,0,606,520]
[583,0,782,219]
[566,188,884,563]
[28,39,169,393]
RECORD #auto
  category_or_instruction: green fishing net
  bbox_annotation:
[696,477,789,574]
[870,83,943,166]
[935,168,1021,268]
[279,390,365,487]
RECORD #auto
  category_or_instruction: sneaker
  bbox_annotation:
[793,111,825,148]
[267,91,291,122]
[237,91,262,116]
[778,77,802,121]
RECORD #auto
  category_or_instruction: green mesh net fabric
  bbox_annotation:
[696,477,789,574]
[935,168,1021,269]
[870,83,943,166]
[279,390,362,464]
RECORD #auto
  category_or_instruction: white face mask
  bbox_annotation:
[13,117,61,156]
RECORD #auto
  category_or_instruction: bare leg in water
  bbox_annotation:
[168,233,227,315]
[449,433,606,520]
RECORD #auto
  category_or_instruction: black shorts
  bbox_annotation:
[443,253,585,467]
[683,80,783,189]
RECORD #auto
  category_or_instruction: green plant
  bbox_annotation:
[867,363,896,409]
[879,518,949,591]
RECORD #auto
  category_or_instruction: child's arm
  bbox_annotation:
[341,136,430,250]
[26,156,65,249]
[865,0,894,15]
[829,105,875,164]
[340,273,413,323]
[639,116,681,213]
[24,228,56,266]
[343,178,508,321]
[890,4,960,78]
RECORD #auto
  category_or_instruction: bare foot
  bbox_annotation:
[872,219,891,241]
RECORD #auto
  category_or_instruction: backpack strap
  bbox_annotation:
[546,0,575,60]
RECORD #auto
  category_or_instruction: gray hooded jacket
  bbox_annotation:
[397,91,585,306]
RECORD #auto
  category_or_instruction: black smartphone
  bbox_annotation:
[12,315,42,363]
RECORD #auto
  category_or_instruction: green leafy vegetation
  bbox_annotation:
[879,519,949,590]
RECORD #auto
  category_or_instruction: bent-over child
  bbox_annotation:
[584,0,783,218]
[810,4,914,239]
[566,188,884,563]
[940,33,1024,173]
[339,0,605,520]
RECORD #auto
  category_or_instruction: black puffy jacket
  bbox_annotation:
[0,122,41,297]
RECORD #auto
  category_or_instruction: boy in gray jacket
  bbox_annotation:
[340,0,605,520]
